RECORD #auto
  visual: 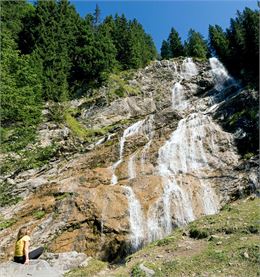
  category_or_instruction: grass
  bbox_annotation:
[0,217,16,231]
[108,197,260,277]
[64,259,107,277]
[0,181,22,207]
[32,210,46,220]
[64,112,109,142]
[106,72,141,102]
[0,144,59,175]
[54,192,73,201]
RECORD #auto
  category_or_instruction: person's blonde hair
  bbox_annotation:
[17,226,29,241]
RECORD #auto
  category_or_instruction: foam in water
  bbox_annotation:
[124,186,145,250]
[209,57,233,91]
[172,82,189,111]
[147,112,228,239]
[111,120,145,184]
[128,153,137,179]
[114,58,236,249]
[180,57,198,80]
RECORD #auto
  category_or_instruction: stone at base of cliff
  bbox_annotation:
[0,252,90,277]
[42,251,90,272]
[0,260,62,277]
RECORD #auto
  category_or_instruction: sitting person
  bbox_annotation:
[14,226,44,265]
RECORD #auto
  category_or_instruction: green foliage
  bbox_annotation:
[131,264,146,277]
[33,210,46,220]
[0,31,42,128]
[185,29,208,59]
[0,182,22,207]
[167,27,184,57]
[189,227,209,239]
[106,72,140,102]
[160,40,171,59]
[64,259,107,277]
[0,145,59,175]
[0,217,17,231]
[0,126,37,153]
[54,192,73,201]
[209,7,259,88]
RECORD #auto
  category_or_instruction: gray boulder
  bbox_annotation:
[0,260,62,277]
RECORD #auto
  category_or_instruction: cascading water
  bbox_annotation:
[111,119,145,184]
[209,57,233,91]
[128,153,137,179]
[172,82,188,111]
[124,186,145,250]
[145,58,237,240]
[171,57,198,112]
[119,57,237,250]
[111,119,149,250]
[180,57,198,80]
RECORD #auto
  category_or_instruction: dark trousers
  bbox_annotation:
[14,246,44,264]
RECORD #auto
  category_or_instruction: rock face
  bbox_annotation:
[0,57,258,263]
[0,260,62,277]
[0,251,90,277]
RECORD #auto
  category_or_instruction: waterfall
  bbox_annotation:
[119,57,236,249]
[140,115,154,173]
[209,57,232,91]
[171,57,198,111]
[128,153,137,179]
[124,186,145,251]
[111,119,145,185]
[172,82,188,111]
[146,111,230,239]
[180,57,198,80]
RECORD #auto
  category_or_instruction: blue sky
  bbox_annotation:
[70,0,258,51]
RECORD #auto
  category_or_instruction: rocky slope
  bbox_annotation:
[0,57,258,264]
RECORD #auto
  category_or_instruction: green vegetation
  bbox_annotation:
[185,29,208,59]
[0,182,22,207]
[32,210,46,220]
[65,259,107,277]
[209,8,259,88]
[109,198,260,277]
[0,217,16,231]
[54,192,73,201]
[0,0,156,154]
[161,27,208,59]
[1,144,59,175]
[106,72,141,102]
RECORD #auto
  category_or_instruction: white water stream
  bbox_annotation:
[112,57,237,250]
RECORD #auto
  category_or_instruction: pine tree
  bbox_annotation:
[22,0,80,101]
[167,28,184,57]
[208,25,230,62]
[94,4,101,26]
[160,40,171,60]
[0,31,42,128]
[185,29,208,59]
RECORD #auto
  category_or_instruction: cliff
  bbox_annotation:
[0,57,258,265]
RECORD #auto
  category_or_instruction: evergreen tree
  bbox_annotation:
[167,28,184,57]
[0,31,42,128]
[112,14,131,69]
[94,4,101,26]
[208,25,230,63]
[209,8,259,88]
[21,0,80,101]
[0,0,34,43]
[185,29,208,59]
[160,40,171,60]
